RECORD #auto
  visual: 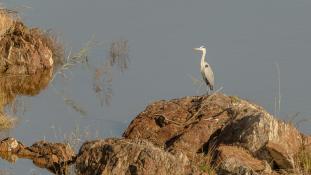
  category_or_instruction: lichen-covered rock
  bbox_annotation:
[76,138,196,175]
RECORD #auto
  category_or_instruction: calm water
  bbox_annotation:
[1,0,311,174]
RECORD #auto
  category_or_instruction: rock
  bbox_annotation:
[75,138,196,175]
[24,141,76,174]
[0,138,75,175]
[123,93,308,174]
[265,142,295,169]
[0,137,25,153]
[0,21,56,75]
[0,137,25,163]
[0,93,308,174]
[124,94,233,157]
[216,145,271,175]
[216,98,303,169]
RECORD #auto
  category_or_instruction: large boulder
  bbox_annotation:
[123,93,308,174]
[123,95,233,157]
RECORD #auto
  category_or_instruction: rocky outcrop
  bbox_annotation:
[0,9,62,76]
[0,9,59,130]
[122,93,309,174]
[0,138,75,174]
[0,93,310,175]
[0,21,54,75]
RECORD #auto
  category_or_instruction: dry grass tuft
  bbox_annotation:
[294,147,311,174]
[196,154,217,175]
[53,38,92,80]
[34,29,65,69]
[0,8,17,36]
[195,144,218,175]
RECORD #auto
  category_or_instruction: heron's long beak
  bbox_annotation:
[194,48,200,51]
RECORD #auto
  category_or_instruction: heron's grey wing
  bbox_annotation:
[203,63,214,90]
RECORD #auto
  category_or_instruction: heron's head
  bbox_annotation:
[194,45,206,52]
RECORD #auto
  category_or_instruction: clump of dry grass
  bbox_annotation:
[53,37,92,80]
[195,144,218,175]
[197,155,217,175]
[294,147,311,174]
[33,29,65,69]
[0,8,17,36]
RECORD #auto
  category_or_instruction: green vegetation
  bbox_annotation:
[196,144,217,175]
[199,163,216,175]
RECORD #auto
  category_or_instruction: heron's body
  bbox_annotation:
[195,45,214,93]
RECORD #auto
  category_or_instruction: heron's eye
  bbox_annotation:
[205,64,208,68]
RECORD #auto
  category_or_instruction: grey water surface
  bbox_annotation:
[1,0,311,174]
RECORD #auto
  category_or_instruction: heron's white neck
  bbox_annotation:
[200,48,207,67]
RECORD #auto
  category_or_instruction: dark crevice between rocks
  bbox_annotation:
[164,134,183,149]
[154,115,166,127]
[128,164,138,175]
[198,128,222,154]
[271,160,281,171]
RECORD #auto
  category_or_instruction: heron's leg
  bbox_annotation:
[205,88,210,96]
[196,82,204,95]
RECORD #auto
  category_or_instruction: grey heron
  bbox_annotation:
[194,45,214,94]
